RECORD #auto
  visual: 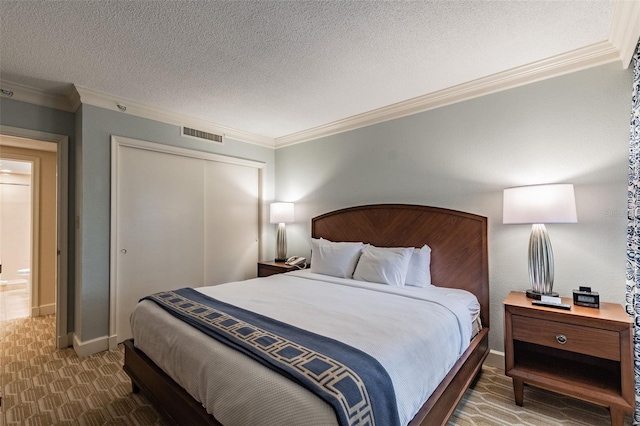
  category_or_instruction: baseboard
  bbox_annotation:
[72,333,109,357]
[57,332,73,349]
[30,303,56,317]
[39,303,55,316]
[108,335,118,350]
[483,349,505,369]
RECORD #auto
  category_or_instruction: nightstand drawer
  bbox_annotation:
[512,315,620,361]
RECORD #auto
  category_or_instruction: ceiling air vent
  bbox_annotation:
[182,126,224,144]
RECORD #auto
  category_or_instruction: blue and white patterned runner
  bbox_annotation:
[142,287,400,426]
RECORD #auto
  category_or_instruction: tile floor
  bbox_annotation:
[0,280,30,321]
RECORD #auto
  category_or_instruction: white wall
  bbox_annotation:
[0,172,31,282]
[274,62,632,353]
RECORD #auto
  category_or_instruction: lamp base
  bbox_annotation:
[275,223,287,264]
[526,290,559,300]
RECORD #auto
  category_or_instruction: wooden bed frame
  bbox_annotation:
[123,204,489,426]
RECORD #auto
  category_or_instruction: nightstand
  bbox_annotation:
[503,291,633,426]
[257,261,297,277]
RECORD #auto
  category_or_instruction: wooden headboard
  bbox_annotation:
[312,204,489,328]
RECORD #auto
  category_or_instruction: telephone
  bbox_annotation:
[285,256,307,268]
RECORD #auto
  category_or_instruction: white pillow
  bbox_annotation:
[310,238,364,278]
[405,244,432,287]
[353,245,414,287]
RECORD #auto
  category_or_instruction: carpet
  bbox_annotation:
[0,315,630,425]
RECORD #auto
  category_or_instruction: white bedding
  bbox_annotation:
[131,270,479,426]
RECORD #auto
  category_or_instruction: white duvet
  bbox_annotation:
[131,270,478,426]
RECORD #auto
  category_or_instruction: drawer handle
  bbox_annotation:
[556,334,567,344]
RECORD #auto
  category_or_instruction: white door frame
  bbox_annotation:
[110,135,265,349]
[0,125,70,349]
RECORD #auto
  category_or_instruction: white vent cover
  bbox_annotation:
[182,126,224,144]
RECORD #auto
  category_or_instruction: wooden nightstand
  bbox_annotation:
[257,261,297,277]
[503,291,633,426]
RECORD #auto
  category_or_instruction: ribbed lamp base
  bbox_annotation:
[528,224,555,296]
[275,223,287,262]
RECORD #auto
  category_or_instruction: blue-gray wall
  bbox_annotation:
[0,98,276,343]
[275,62,632,352]
[0,98,76,331]
[1,60,632,353]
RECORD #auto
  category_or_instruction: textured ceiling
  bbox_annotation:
[0,1,614,140]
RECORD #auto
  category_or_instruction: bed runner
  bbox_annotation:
[142,288,400,426]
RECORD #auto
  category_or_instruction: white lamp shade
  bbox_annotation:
[270,202,295,224]
[503,184,577,224]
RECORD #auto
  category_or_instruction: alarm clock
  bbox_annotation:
[572,286,599,308]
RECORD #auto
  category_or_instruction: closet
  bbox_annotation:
[110,136,262,343]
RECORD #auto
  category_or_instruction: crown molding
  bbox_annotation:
[609,0,640,68]
[274,41,621,148]
[67,86,82,112]
[0,80,75,112]
[0,80,275,147]
[71,86,274,148]
[0,80,274,148]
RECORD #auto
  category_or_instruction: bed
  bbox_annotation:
[123,204,489,425]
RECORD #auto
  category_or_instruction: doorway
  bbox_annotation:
[0,126,69,349]
[0,159,33,320]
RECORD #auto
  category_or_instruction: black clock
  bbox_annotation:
[572,286,599,308]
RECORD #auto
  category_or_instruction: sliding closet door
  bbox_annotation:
[115,146,205,342]
[204,161,259,285]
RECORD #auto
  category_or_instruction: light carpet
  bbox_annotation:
[0,315,631,425]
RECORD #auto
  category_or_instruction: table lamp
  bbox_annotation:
[503,184,577,299]
[270,202,294,262]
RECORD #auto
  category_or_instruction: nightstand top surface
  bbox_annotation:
[504,291,631,324]
[258,260,293,267]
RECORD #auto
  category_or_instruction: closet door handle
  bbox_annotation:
[120,249,127,254]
